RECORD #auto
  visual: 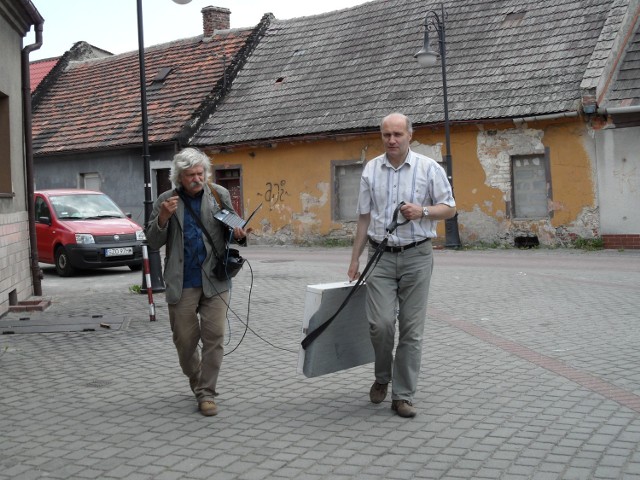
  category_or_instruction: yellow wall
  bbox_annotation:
[208,117,597,246]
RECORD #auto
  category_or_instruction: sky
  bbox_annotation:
[28,0,370,61]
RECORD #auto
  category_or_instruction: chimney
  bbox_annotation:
[202,6,231,37]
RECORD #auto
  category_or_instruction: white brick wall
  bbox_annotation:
[0,211,33,317]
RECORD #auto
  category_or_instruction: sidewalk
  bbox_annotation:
[1,246,640,480]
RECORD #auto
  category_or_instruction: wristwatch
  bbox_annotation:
[422,206,430,218]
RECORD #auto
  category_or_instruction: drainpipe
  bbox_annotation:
[21,4,44,296]
[512,111,579,125]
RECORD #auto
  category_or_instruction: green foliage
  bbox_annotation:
[321,238,353,248]
[129,284,142,294]
[572,237,604,251]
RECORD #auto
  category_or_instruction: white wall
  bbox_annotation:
[595,126,640,234]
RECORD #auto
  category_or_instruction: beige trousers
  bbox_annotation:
[169,287,229,403]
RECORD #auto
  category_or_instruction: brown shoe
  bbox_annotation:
[391,399,416,418]
[199,401,218,416]
[369,381,388,404]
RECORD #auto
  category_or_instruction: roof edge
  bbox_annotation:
[177,13,276,146]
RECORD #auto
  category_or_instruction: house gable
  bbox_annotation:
[31,20,268,156]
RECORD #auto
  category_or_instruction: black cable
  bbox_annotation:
[299,238,386,350]
[300,201,409,350]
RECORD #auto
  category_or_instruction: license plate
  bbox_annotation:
[105,247,133,257]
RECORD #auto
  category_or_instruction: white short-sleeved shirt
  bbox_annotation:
[356,149,456,246]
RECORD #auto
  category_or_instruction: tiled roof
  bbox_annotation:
[581,0,631,94]
[29,58,58,92]
[192,0,616,146]
[32,29,257,155]
[602,17,640,107]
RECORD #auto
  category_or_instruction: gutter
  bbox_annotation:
[597,105,640,115]
[21,1,44,296]
[512,111,579,125]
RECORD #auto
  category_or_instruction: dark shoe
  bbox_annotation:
[391,399,416,418]
[369,381,388,404]
[199,401,218,416]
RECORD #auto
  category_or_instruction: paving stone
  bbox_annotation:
[1,248,639,479]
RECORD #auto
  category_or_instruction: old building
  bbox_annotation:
[29,0,640,248]
[31,7,268,224]
[0,0,44,316]
[190,0,639,248]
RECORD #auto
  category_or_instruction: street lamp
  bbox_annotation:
[137,0,192,292]
[414,4,462,249]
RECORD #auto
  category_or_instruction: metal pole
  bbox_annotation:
[437,5,461,249]
[137,0,152,224]
[137,0,166,292]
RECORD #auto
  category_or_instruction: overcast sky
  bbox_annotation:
[29,0,370,61]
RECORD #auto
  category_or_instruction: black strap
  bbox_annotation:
[300,237,387,350]
[300,201,408,350]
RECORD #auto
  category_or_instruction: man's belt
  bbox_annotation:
[369,237,430,253]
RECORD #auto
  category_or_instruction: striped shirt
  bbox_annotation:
[356,149,455,246]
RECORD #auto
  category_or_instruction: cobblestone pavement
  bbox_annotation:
[1,246,640,480]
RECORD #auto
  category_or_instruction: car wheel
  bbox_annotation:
[55,246,77,277]
[128,263,143,271]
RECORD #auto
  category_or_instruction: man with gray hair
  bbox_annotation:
[348,113,456,418]
[146,147,251,417]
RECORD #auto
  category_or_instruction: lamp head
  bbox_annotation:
[172,0,192,4]
[414,26,439,67]
[414,46,438,67]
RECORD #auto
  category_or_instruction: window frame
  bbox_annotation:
[331,160,363,222]
[509,148,553,220]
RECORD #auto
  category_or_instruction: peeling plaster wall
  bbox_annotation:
[209,118,597,247]
[477,127,545,194]
[470,122,598,246]
[212,135,385,245]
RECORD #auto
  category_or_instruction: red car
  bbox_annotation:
[34,189,145,276]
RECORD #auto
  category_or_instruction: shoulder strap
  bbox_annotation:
[209,184,223,208]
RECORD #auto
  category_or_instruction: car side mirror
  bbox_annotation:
[125,212,132,219]
[38,216,52,225]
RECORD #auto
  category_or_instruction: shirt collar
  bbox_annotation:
[382,149,414,170]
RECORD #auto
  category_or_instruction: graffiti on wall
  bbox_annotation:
[258,180,290,210]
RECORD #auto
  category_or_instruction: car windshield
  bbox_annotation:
[49,193,125,220]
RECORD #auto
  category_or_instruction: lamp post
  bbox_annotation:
[414,4,462,248]
[137,0,191,292]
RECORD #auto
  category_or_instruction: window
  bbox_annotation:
[35,197,51,221]
[215,167,243,216]
[0,93,11,195]
[80,173,101,191]
[511,151,551,219]
[332,161,363,221]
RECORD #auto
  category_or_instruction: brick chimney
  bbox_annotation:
[202,6,231,37]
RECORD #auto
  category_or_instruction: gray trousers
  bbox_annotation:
[168,288,229,403]
[366,240,433,402]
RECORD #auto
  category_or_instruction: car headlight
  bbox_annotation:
[75,233,95,244]
[136,230,146,241]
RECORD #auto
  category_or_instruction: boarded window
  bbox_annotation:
[80,172,101,191]
[511,153,551,219]
[332,161,363,221]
